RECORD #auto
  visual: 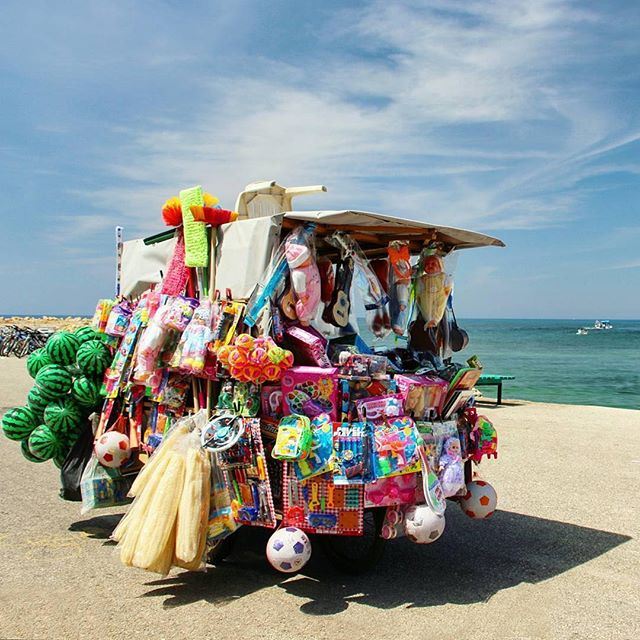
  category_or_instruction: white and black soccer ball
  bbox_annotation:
[404,504,446,544]
[266,527,312,573]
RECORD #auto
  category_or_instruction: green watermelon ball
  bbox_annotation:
[27,387,48,421]
[76,339,112,377]
[2,406,38,441]
[71,376,101,408]
[28,425,61,461]
[35,364,73,399]
[44,397,82,436]
[26,348,53,379]
[21,438,46,463]
[74,326,99,345]
[45,332,80,366]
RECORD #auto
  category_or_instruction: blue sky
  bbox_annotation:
[1,0,639,318]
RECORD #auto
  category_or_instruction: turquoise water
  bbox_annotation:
[364,319,640,410]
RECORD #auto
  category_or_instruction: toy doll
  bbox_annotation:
[438,436,465,497]
[284,227,321,325]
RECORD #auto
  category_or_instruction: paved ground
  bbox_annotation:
[0,357,638,639]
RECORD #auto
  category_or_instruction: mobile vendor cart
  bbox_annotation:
[3,182,504,577]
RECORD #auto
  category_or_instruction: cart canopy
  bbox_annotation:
[126,210,504,299]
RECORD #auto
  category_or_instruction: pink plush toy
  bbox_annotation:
[285,228,321,325]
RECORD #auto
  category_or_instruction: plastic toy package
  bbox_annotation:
[216,418,276,528]
[281,366,339,421]
[326,231,391,338]
[283,465,365,536]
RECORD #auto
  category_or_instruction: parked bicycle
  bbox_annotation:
[0,325,53,358]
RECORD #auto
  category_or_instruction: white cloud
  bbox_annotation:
[60,0,640,242]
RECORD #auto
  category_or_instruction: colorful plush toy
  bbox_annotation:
[217,334,294,384]
[284,226,321,325]
[470,415,498,462]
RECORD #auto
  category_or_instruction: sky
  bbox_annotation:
[0,0,639,319]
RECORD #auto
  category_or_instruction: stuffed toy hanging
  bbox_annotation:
[415,247,451,328]
[284,226,321,325]
[388,240,412,335]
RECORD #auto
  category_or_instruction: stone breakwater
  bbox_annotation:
[0,316,90,331]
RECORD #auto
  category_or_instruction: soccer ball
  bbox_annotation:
[266,527,312,573]
[404,504,446,544]
[459,480,497,519]
[94,431,131,468]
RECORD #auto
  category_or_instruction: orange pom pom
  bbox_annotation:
[162,197,182,226]
[263,363,282,381]
[216,345,232,365]
[281,351,294,368]
[228,348,248,367]
[235,334,255,350]
[229,365,246,381]
[250,347,268,365]
[244,365,262,382]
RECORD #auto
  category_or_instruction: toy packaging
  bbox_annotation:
[281,366,339,420]
[283,466,364,536]
[7,184,504,577]
[293,413,335,480]
[272,414,312,461]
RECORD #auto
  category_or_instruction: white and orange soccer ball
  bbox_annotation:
[459,480,497,519]
[95,432,131,468]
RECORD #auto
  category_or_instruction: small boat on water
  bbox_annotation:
[593,320,613,330]
[576,328,588,335]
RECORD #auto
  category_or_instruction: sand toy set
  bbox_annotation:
[2,181,505,574]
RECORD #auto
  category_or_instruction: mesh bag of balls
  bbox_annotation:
[1,327,113,469]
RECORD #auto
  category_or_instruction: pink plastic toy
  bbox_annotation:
[285,324,331,368]
[364,474,418,508]
[395,374,448,419]
[134,302,173,381]
[355,394,404,423]
[281,366,339,420]
[284,227,321,325]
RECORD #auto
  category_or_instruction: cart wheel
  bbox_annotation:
[207,532,237,565]
[318,508,386,574]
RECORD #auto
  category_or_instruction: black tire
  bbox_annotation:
[318,508,386,574]
[207,532,238,565]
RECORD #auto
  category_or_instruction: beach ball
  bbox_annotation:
[404,504,446,544]
[459,480,498,519]
[266,527,312,573]
[95,431,131,468]
[26,348,53,379]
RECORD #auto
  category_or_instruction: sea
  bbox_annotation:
[4,316,639,410]
[362,319,640,411]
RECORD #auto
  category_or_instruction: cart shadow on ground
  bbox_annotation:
[71,508,631,614]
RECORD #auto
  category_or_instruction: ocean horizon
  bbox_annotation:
[3,315,639,411]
